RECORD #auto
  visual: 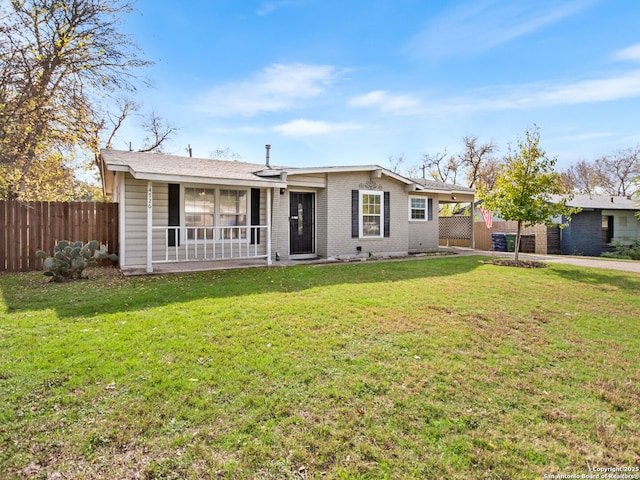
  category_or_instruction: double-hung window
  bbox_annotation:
[360,190,383,238]
[183,187,248,241]
[408,195,433,221]
[185,187,215,240]
[409,197,426,220]
[220,189,247,239]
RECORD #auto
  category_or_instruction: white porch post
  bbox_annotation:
[266,187,273,266]
[118,175,126,267]
[146,181,154,273]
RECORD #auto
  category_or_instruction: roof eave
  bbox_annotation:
[112,167,286,189]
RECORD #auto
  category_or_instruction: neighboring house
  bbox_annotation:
[551,194,640,256]
[101,149,475,273]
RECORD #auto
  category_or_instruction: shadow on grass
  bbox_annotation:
[549,264,640,292]
[0,256,486,319]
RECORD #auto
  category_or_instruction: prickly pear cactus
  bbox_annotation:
[37,240,118,282]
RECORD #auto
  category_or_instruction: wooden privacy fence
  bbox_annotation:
[0,201,119,273]
[473,221,561,254]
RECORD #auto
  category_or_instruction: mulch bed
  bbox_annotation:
[490,259,547,268]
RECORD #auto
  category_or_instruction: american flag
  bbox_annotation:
[479,206,493,229]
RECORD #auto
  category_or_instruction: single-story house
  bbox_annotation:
[100,149,475,273]
[551,194,640,256]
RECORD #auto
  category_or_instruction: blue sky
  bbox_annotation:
[114,0,640,174]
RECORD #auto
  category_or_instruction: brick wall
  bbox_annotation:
[562,210,602,256]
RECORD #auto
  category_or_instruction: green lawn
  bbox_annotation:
[1,256,638,479]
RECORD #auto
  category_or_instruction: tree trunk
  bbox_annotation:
[514,220,522,262]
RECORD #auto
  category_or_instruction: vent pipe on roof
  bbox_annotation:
[188,144,193,158]
[265,144,271,168]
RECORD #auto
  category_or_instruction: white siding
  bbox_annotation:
[122,177,271,267]
[123,175,149,267]
[604,210,640,241]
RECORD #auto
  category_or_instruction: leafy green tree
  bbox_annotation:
[479,126,578,262]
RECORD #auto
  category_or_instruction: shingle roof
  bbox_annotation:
[101,149,283,184]
[550,194,639,210]
[101,149,475,198]
[411,178,475,193]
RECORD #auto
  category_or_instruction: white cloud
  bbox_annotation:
[613,43,640,62]
[348,90,422,115]
[273,119,364,136]
[197,63,341,116]
[408,0,594,59]
[349,69,640,117]
[533,70,640,105]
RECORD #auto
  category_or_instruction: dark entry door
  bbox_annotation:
[602,215,614,244]
[289,192,315,255]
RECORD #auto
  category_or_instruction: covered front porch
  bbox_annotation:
[140,182,275,273]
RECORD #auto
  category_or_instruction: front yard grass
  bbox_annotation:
[0,256,638,479]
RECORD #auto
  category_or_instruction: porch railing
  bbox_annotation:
[152,225,268,263]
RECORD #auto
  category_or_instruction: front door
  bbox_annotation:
[602,215,614,244]
[289,192,315,255]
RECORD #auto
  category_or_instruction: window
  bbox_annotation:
[360,190,383,238]
[183,187,248,241]
[220,189,247,239]
[185,187,215,240]
[409,197,426,220]
[408,196,433,221]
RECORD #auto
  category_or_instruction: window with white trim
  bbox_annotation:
[220,189,247,239]
[185,187,215,240]
[360,190,383,238]
[184,187,248,241]
[409,196,427,220]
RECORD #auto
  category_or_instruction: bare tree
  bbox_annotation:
[211,147,242,161]
[459,135,498,189]
[474,156,502,191]
[90,101,177,188]
[593,147,640,197]
[387,154,405,174]
[562,160,600,195]
[103,98,141,150]
[0,0,150,199]
[421,150,461,184]
[138,111,178,153]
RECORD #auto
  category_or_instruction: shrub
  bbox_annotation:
[601,239,640,260]
[36,240,118,282]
